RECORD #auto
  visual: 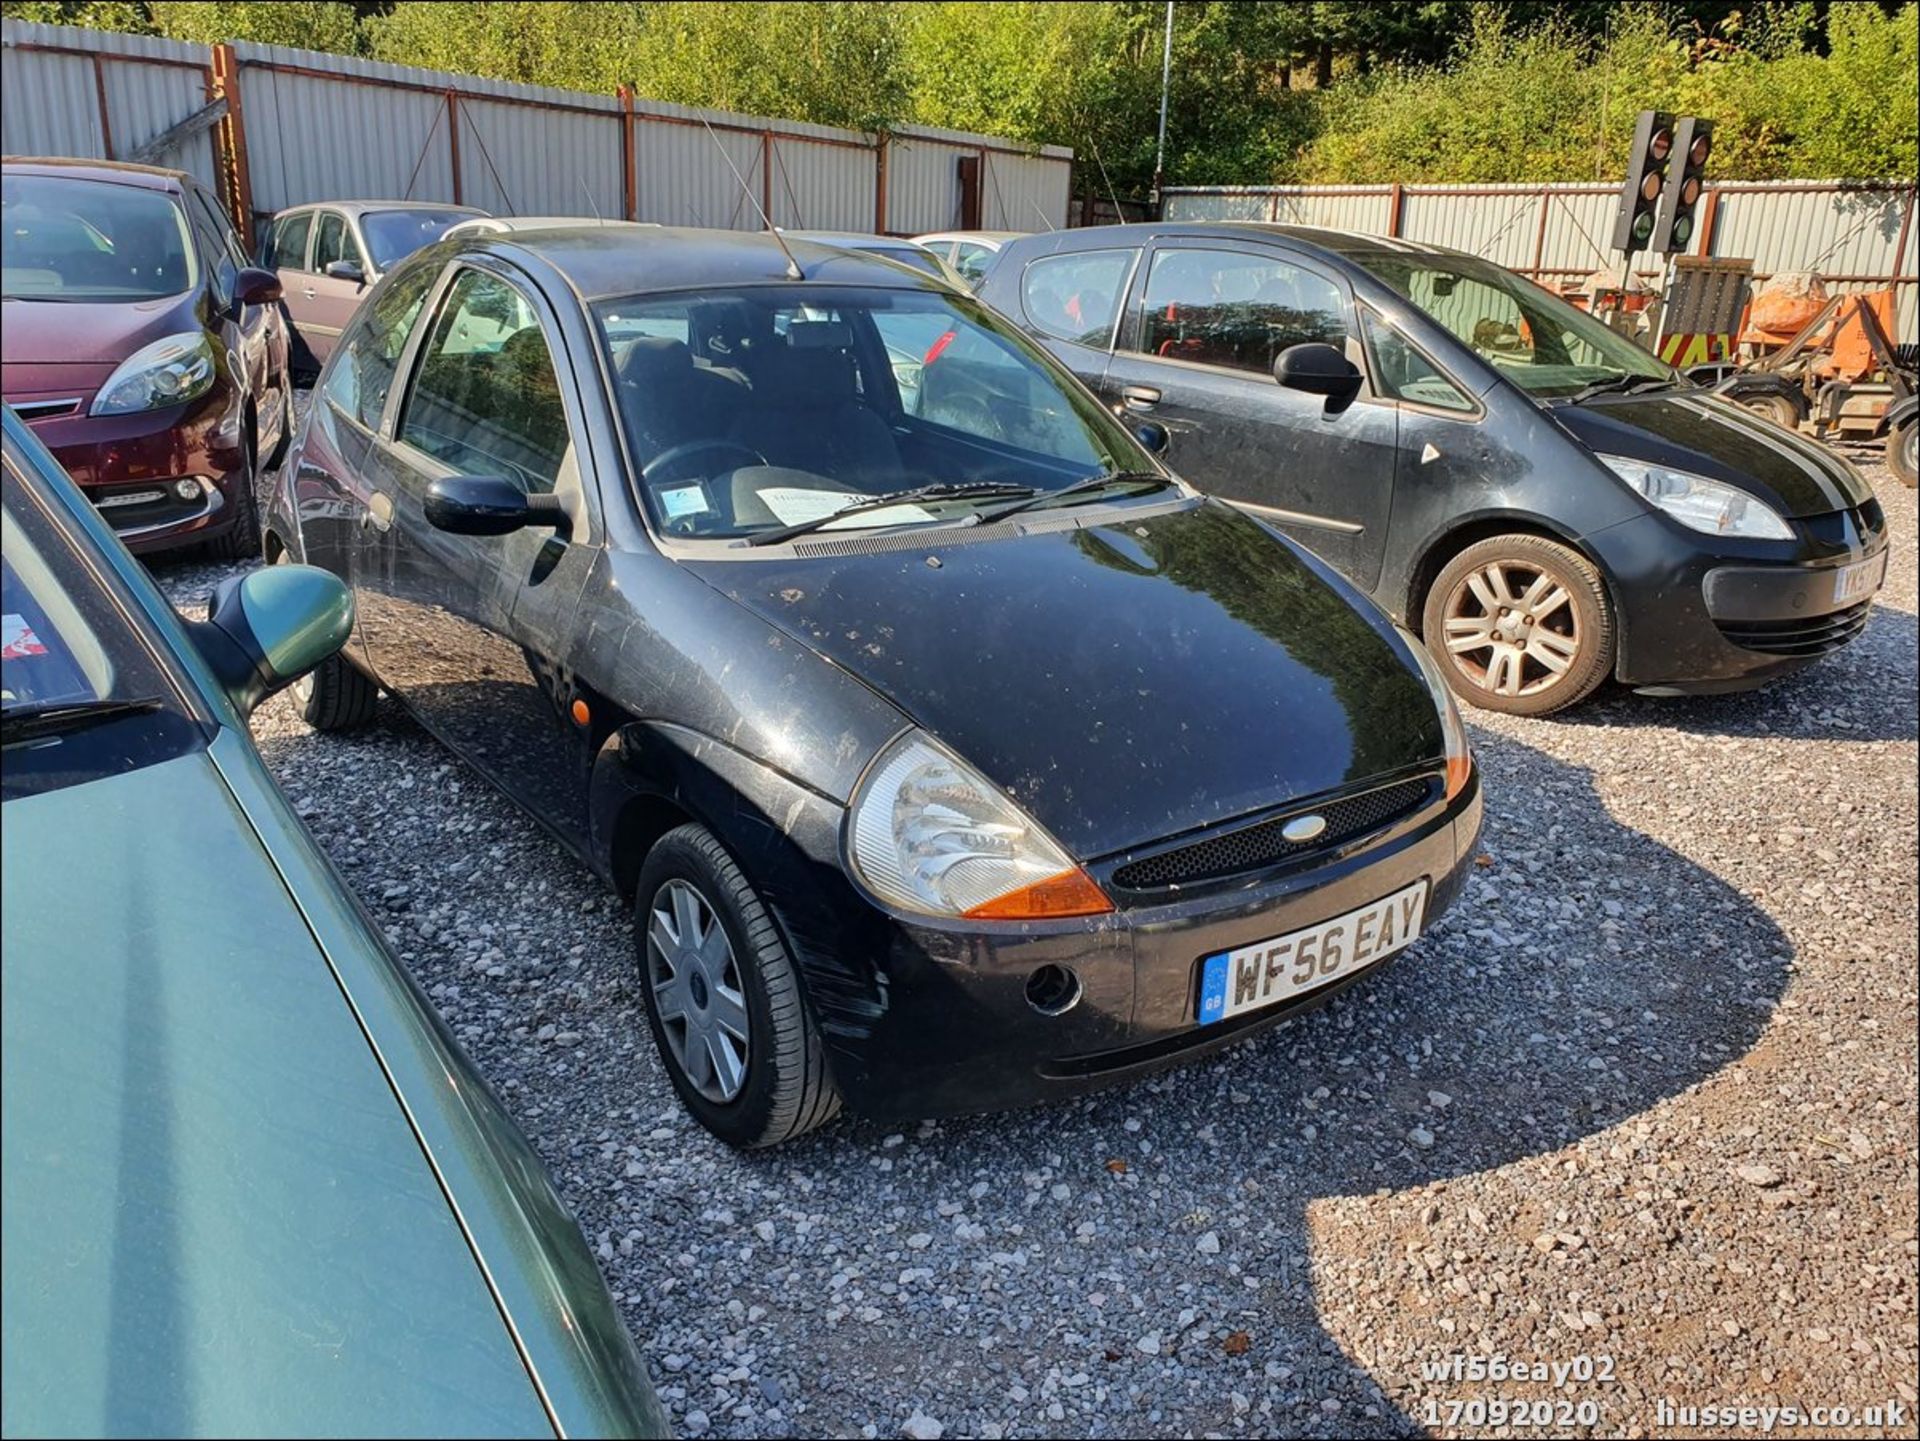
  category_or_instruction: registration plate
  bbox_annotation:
[1197,879,1428,1025]
[1832,552,1886,606]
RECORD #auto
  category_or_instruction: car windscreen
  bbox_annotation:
[1351,252,1671,398]
[594,285,1157,543]
[0,174,196,303]
[2,455,203,799]
[359,209,473,270]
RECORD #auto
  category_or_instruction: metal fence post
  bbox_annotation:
[1389,182,1405,237]
[210,43,254,247]
[875,132,889,234]
[619,86,637,221]
[446,88,462,204]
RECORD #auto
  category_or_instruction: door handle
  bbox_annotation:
[365,491,393,532]
[302,286,316,300]
[1119,385,1162,411]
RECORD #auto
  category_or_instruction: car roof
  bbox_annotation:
[781,230,930,248]
[446,215,651,234]
[1016,220,1471,264]
[1,156,186,191]
[468,225,953,300]
[276,199,483,218]
[917,230,1024,244]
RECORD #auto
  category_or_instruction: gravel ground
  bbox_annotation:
[155,453,1917,1440]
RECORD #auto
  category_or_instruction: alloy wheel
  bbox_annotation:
[1440,559,1583,699]
[645,878,751,1104]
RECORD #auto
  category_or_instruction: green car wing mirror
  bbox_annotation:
[188,564,353,716]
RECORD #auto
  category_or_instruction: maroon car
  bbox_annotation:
[1,158,292,558]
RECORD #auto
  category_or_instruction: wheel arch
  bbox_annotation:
[1401,511,1622,641]
[589,717,893,1062]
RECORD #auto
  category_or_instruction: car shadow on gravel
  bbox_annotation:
[706,725,1798,1437]
[1557,603,1917,745]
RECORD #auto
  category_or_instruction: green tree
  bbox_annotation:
[0,1,151,31]
[149,1,361,51]
[365,1,646,94]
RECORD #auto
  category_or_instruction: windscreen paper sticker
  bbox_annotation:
[660,483,711,520]
[759,487,934,529]
[2,614,49,660]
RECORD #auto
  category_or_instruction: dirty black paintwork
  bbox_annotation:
[977,222,1889,693]
[690,497,1441,859]
[266,226,1475,1120]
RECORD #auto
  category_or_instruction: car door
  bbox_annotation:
[292,258,443,617]
[263,208,321,371]
[1101,241,1401,591]
[183,183,283,440]
[1006,244,1141,397]
[356,260,598,850]
[300,210,371,362]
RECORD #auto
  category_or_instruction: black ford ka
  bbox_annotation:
[266,228,1481,1146]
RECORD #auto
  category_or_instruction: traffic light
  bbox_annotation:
[1611,110,1675,253]
[1653,116,1713,253]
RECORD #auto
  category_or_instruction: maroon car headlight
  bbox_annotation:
[91,332,217,416]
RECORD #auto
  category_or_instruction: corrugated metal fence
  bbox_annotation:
[1166,181,1918,342]
[2,18,1072,245]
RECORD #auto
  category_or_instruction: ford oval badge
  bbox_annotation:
[1281,814,1328,843]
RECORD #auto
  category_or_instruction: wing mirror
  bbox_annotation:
[425,475,566,536]
[1273,342,1363,415]
[188,565,352,716]
[1132,420,1171,457]
[323,259,366,287]
[233,266,283,308]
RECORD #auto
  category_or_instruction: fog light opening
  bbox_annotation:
[1025,964,1082,1017]
[174,477,205,501]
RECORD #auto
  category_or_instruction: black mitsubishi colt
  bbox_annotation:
[267,228,1480,1146]
[980,223,1891,716]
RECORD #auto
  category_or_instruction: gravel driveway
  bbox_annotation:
[155,458,1917,1440]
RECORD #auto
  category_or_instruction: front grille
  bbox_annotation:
[1110,777,1432,892]
[1716,600,1872,657]
[9,397,82,422]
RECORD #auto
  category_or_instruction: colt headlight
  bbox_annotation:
[848,730,1111,920]
[91,331,218,416]
[1598,454,1793,540]
[1398,626,1473,801]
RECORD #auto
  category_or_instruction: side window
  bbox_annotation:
[323,261,440,431]
[270,211,313,271]
[1360,310,1476,414]
[953,243,992,285]
[399,269,569,495]
[181,192,234,304]
[1137,248,1348,375]
[191,188,248,271]
[312,211,362,273]
[1020,249,1135,347]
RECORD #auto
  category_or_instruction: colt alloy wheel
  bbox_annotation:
[1423,534,1615,716]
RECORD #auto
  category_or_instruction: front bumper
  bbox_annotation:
[827,767,1483,1122]
[1585,498,1889,693]
[12,389,248,555]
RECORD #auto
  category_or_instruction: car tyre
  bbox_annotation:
[206,420,263,561]
[634,824,840,1148]
[1888,420,1918,489]
[272,550,379,729]
[1422,534,1615,717]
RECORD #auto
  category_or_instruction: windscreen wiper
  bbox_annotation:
[1564,373,1672,405]
[976,469,1174,524]
[1,695,166,744]
[740,481,1038,547]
